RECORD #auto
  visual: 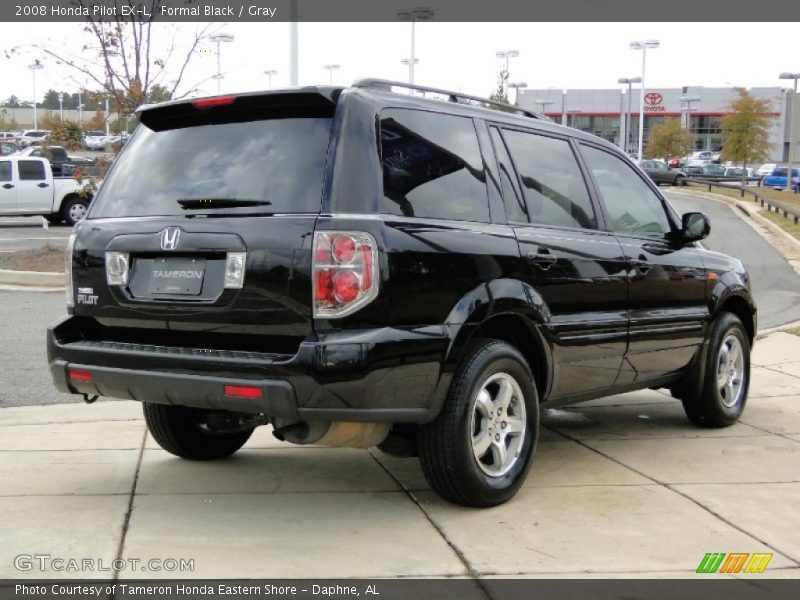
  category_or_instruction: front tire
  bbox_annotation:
[674,175,686,186]
[681,313,750,428]
[418,339,539,507]
[143,403,253,460]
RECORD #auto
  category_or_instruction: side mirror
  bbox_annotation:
[681,212,710,243]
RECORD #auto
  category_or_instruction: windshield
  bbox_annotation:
[90,111,332,218]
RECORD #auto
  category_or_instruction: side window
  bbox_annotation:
[0,161,11,182]
[580,145,672,239]
[489,127,527,222]
[18,160,46,181]
[379,109,489,222]
[501,129,597,230]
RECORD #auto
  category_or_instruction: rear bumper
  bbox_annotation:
[48,316,449,423]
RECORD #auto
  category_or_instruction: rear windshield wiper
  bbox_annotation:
[177,197,272,210]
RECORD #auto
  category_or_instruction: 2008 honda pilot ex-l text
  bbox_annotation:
[48,80,756,507]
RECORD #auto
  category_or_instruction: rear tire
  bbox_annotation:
[61,196,89,226]
[680,313,750,428]
[143,403,253,460]
[418,339,539,507]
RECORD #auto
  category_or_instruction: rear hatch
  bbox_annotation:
[68,90,338,355]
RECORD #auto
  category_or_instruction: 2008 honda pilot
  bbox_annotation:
[48,80,756,507]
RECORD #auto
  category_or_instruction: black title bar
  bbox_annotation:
[4,0,800,22]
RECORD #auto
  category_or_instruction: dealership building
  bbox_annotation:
[518,86,798,162]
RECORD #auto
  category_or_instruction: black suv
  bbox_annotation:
[48,80,756,507]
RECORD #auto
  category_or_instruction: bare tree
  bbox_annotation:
[7,1,217,115]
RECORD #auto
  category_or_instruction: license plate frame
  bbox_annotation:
[147,257,206,296]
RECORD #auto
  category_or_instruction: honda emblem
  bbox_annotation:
[160,227,181,251]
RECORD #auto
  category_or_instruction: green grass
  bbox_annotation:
[689,182,800,211]
[758,208,800,241]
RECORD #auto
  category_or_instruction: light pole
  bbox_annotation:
[397,7,434,86]
[780,72,799,191]
[28,60,44,129]
[58,92,64,120]
[630,40,660,161]
[507,82,527,106]
[210,33,235,94]
[323,64,340,85]
[401,57,419,82]
[496,49,519,95]
[618,77,641,154]
[264,69,277,90]
[77,90,83,125]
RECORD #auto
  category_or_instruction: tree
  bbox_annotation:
[48,120,84,150]
[4,95,21,108]
[646,118,694,160]
[721,88,773,187]
[145,84,172,104]
[487,69,514,112]
[42,89,61,110]
[6,1,214,117]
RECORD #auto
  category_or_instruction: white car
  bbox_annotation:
[16,130,50,148]
[756,163,777,178]
[83,131,109,150]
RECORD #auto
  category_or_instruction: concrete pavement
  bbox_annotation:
[1,332,799,580]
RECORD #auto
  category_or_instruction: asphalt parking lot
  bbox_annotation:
[1,331,798,579]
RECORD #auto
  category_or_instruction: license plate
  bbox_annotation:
[147,257,206,295]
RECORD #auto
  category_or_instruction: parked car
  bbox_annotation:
[755,163,777,178]
[761,167,800,189]
[640,159,687,186]
[83,131,109,151]
[686,150,715,166]
[667,157,682,169]
[700,164,727,177]
[0,141,20,156]
[47,81,756,507]
[682,165,705,176]
[17,145,95,176]
[0,131,20,142]
[16,130,50,148]
[0,156,91,224]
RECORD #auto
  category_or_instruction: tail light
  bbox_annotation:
[312,231,379,318]
[65,231,77,307]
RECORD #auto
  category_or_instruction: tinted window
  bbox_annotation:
[502,129,597,230]
[18,160,46,181]
[90,112,332,218]
[0,161,10,182]
[0,143,17,156]
[489,127,526,222]
[581,145,672,238]
[380,109,488,222]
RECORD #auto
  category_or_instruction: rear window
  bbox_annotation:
[379,108,489,222]
[90,104,333,219]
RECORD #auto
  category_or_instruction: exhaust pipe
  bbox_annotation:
[273,420,390,449]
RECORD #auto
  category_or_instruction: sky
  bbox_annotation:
[1,21,798,104]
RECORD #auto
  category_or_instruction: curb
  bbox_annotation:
[0,269,65,287]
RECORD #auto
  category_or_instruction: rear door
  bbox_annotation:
[490,125,628,399]
[0,160,16,212]
[15,159,52,212]
[578,143,708,383]
[71,93,337,353]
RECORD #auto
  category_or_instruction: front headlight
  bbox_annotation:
[65,231,76,308]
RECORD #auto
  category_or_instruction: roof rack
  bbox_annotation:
[352,78,545,120]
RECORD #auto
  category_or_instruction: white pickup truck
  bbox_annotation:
[0,156,92,225]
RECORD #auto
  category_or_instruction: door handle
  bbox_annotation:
[636,253,651,276]
[526,248,557,270]
[37,182,50,188]
[2,183,13,189]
